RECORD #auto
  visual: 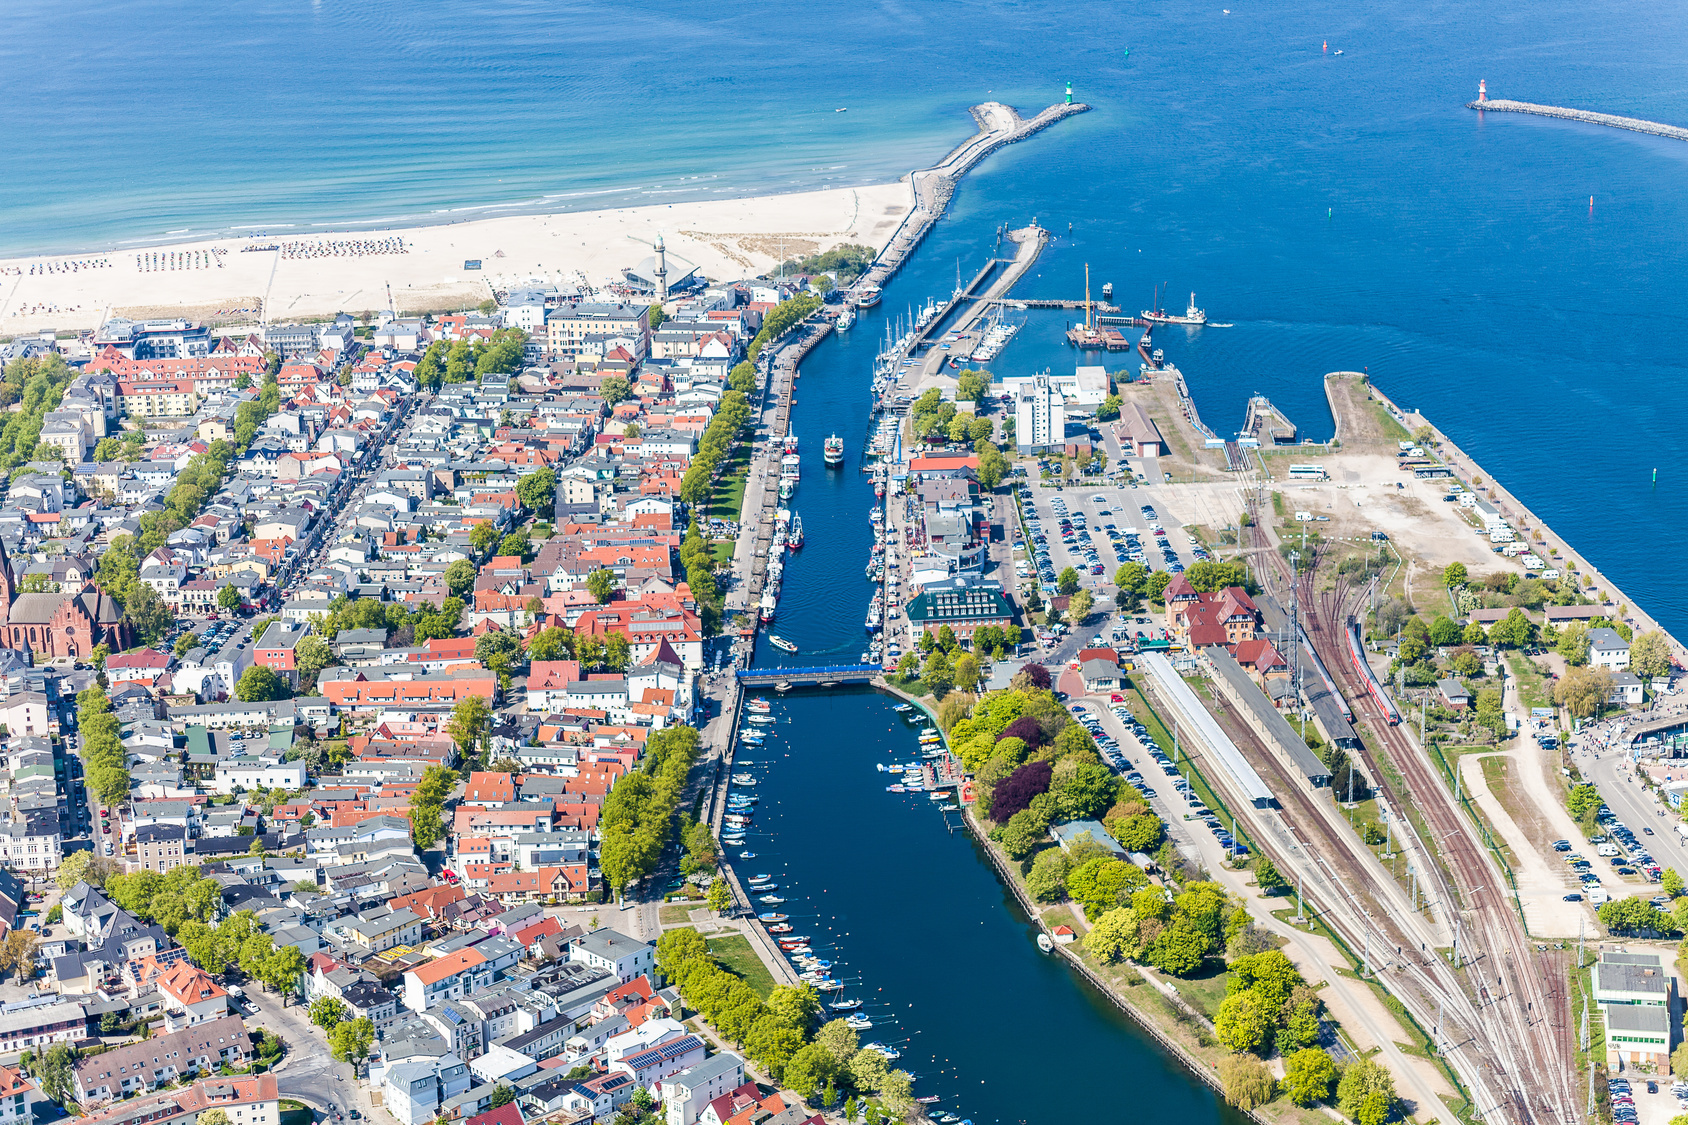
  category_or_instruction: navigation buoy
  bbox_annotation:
[1323,40,1327,52]
[1590,195,1595,215]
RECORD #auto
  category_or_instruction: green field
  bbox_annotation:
[707,933,777,998]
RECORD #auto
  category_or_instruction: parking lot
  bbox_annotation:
[1066,697,1252,862]
[1012,476,1212,599]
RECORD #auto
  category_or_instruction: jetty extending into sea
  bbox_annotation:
[856,99,1089,294]
[1467,97,1688,143]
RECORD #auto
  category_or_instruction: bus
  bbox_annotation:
[1287,464,1327,481]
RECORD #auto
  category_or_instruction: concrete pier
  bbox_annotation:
[856,100,1088,295]
[1468,98,1688,143]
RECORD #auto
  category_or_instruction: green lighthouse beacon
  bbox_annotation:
[1065,81,1073,105]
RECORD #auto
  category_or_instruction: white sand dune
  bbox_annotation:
[0,182,912,335]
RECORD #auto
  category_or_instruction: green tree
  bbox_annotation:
[1665,868,1685,898]
[1443,562,1468,588]
[1148,921,1208,976]
[1631,630,1672,679]
[124,583,174,645]
[488,1086,517,1110]
[469,521,501,557]
[328,1017,376,1075]
[445,558,477,598]
[294,635,333,692]
[516,466,556,517]
[1214,991,1273,1054]
[235,665,287,702]
[587,568,617,603]
[782,1042,837,1100]
[766,983,823,1034]
[1097,394,1121,421]
[1219,1055,1275,1111]
[1554,666,1614,719]
[1026,847,1071,903]
[217,584,242,611]
[1252,855,1288,894]
[1057,567,1081,596]
[260,944,306,1005]
[1557,621,1590,666]
[707,879,732,914]
[446,694,492,760]
[1336,1058,1396,1125]
[1083,908,1141,963]
[36,1044,75,1104]
[527,626,571,662]
[1282,1048,1338,1106]
[1067,588,1094,624]
[599,375,632,405]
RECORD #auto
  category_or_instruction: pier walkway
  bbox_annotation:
[1469,98,1688,143]
[855,100,1088,295]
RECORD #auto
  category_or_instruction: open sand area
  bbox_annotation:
[0,182,914,335]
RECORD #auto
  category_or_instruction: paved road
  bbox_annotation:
[247,986,372,1122]
[1577,717,1688,879]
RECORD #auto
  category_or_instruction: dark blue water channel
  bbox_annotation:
[735,242,1247,1119]
[729,688,1242,1125]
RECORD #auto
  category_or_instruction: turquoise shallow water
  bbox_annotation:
[16,2,1688,1114]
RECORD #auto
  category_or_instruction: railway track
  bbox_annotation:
[1234,472,1575,1125]
[1292,548,1576,1125]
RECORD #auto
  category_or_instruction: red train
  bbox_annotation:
[1347,618,1401,725]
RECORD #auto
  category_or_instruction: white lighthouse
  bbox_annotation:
[1478,79,1486,102]
[654,232,668,302]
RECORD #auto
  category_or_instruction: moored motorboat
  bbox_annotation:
[767,923,793,934]
[759,894,785,904]
[759,913,788,923]
[928,790,951,801]
[1036,933,1054,953]
[747,714,776,725]
[845,1014,874,1030]
[739,851,758,859]
[746,698,772,713]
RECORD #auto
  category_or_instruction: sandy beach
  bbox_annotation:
[0,182,913,336]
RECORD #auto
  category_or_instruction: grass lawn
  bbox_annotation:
[707,933,777,999]
[1170,958,1232,1020]
[709,445,754,523]
[711,539,736,567]
[1504,651,1555,716]
[659,903,701,926]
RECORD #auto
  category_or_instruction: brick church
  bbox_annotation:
[0,541,129,660]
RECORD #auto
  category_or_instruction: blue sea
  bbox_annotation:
[14,1,1688,1117]
[8,0,1688,630]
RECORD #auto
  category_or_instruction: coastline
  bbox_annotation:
[0,182,913,335]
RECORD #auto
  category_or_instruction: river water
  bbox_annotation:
[731,689,1244,1125]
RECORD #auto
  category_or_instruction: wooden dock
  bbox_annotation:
[1468,98,1688,143]
[855,100,1089,295]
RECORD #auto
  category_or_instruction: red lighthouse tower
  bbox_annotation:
[1478,79,1487,102]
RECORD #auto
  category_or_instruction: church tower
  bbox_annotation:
[0,537,16,623]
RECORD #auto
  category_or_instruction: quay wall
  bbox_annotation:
[1348,375,1688,662]
[1468,99,1688,143]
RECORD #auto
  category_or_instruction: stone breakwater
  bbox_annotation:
[1467,98,1688,143]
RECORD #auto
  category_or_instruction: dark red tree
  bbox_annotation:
[1016,663,1052,689]
[998,716,1045,749]
[990,760,1053,823]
